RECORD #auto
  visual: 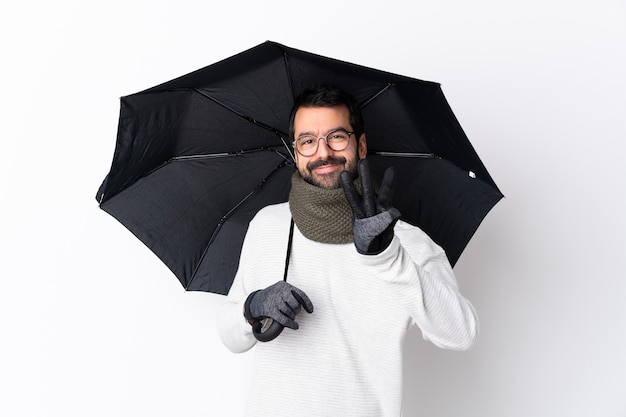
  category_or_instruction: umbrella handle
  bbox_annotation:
[252,319,284,342]
[251,218,294,343]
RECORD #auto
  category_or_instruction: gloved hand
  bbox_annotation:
[340,159,401,255]
[244,281,314,330]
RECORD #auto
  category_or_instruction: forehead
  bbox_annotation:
[293,105,351,135]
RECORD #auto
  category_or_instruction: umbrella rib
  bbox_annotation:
[170,147,294,167]
[278,46,295,106]
[170,147,292,162]
[186,160,291,290]
[192,88,293,156]
[211,160,289,236]
[361,83,394,108]
[103,149,293,205]
[192,88,295,162]
[372,151,437,158]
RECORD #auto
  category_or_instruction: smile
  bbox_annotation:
[313,164,341,174]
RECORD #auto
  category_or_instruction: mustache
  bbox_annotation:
[307,156,347,171]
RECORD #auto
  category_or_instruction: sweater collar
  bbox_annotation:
[288,172,354,244]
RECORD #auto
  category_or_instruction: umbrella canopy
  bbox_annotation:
[97,41,503,295]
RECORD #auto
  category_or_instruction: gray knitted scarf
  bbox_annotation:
[288,172,355,244]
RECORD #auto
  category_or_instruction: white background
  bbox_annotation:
[1,1,625,416]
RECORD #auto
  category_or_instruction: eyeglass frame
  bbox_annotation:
[292,128,355,157]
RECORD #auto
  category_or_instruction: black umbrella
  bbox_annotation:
[96,41,503,295]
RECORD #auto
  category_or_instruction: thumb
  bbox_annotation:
[291,288,314,314]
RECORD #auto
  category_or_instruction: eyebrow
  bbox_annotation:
[296,126,348,139]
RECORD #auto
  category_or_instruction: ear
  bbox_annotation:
[358,133,368,159]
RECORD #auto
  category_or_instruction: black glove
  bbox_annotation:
[340,159,401,255]
[244,281,314,330]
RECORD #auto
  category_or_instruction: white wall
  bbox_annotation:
[2,1,625,416]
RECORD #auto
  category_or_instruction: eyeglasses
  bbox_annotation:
[293,128,354,157]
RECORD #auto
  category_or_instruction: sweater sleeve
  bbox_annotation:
[215,228,259,354]
[216,266,257,352]
[216,296,256,353]
[361,222,479,350]
[215,204,291,353]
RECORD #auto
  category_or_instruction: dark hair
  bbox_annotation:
[288,85,364,141]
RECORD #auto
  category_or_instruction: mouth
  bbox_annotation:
[313,163,340,174]
[307,157,346,175]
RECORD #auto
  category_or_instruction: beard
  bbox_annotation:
[301,155,359,189]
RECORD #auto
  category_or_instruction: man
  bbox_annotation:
[217,85,478,416]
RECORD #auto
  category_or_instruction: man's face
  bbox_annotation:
[293,105,367,189]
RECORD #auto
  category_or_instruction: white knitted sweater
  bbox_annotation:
[217,203,478,417]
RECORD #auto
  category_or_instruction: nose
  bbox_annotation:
[315,137,332,158]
